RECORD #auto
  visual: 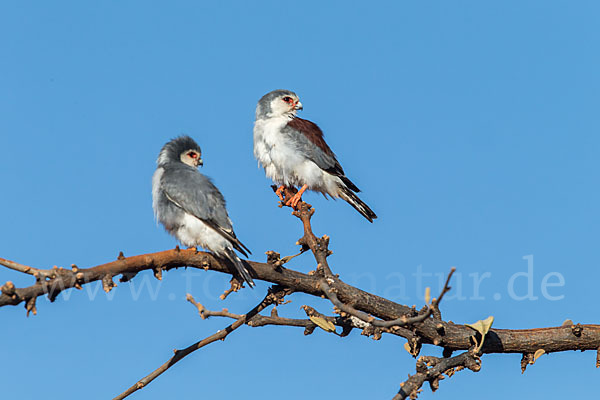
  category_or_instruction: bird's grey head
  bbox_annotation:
[255,89,303,120]
[157,136,203,168]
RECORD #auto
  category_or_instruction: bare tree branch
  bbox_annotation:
[3,197,600,399]
[278,186,335,277]
[318,267,455,330]
[113,285,292,400]
[393,350,482,400]
[3,247,600,354]
[186,293,410,339]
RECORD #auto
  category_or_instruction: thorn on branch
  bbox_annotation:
[267,248,309,270]
[315,263,326,276]
[435,323,445,336]
[42,273,70,302]
[220,277,243,300]
[404,337,422,358]
[521,352,534,374]
[25,297,37,317]
[266,285,294,305]
[119,272,138,282]
[265,251,281,266]
[522,349,548,373]
[360,324,383,340]
[201,258,210,270]
[117,251,126,261]
[102,275,116,293]
[1,281,16,298]
[572,323,583,337]
[394,350,481,400]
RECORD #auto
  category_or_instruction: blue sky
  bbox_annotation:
[1,1,598,399]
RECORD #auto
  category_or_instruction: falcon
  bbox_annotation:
[253,89,377,222]
[152,136,254,287]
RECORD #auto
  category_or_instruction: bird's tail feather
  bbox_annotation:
[339,186,377,223]
[223,248,255,288]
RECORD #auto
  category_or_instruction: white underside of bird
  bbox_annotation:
[254,116,342,196]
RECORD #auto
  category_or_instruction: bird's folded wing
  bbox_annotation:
[160,167,251,256]
[284,118,360,192]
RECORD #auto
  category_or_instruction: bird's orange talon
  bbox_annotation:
[275,185,285,201]
[285,184,308,209]
[285,193,303,209]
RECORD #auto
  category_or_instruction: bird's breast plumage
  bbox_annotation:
[254,116,302,185]
[253,116,343,195]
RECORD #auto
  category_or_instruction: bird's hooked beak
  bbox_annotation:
[197,158,203,167]
[294,101,303,111]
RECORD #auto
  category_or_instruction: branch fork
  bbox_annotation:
[2,196,600,400]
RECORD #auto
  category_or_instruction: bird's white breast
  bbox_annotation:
[253,117,343,195]
[175,213,230,253]
[151,167,165,220]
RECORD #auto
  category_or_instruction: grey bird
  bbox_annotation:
[152,136,254,287]
[253,89,377,222]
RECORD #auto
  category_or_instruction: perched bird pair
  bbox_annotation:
[152,90,377,287]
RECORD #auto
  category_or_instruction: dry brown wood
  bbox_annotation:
[3,247,598,355]
[2,192,599,399]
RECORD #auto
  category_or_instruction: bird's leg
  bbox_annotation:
[275,185,286,201]
[286,184,308,208]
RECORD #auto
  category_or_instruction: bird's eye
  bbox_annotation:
[282,97,293,103]
[188,152,197,158]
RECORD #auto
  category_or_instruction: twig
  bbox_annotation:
[4,196,600,400]
[113,286,289,400]
[319,268,455,330]
[277,187,334,277]
[186,294,415,341]
[0,258,38,275]
[0,257,59,281]
[2,251,600,355]
[219,276,244,300]
[188,295,339,336]
[393,350,481,400]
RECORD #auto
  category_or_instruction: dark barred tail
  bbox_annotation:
[223,248,255,288]
[339,186,377,223]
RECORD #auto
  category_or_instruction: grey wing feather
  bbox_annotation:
[281,124,360,193]
[159,166,251,256]
[281,124,339,171]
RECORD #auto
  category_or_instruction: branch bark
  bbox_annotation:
[2,197,599,399]
[2,249,600,355]
[113,285,292,400]
[394,350,482,400]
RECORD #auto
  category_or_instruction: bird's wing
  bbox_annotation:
[159,166,251,256]
[284,117,360,192]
